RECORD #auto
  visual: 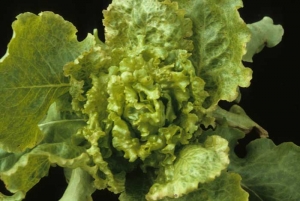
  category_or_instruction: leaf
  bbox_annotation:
[0,99,89,198]
[201,121,300,201]
[188,172,248,201]
[199,119,245,154]
[0,11,94,152]
[0,149,24,173]
[0,142,89,197]
[63,46,111,112]
[243,17,284,62]
[146,135,229,200]
[38,102,86,144]
[211,105,268,137]
[80,125,127,194]
[230,138,300,201]
[0,154,50,194]
[0,191,25,201]
[103,0,193,57]
[119,169,153,201]
[63,47,128,194]
[176,0,252,109]
[0,100,89,197]
[164,171,249,201]
[106,51,208,162]
[120,169,248,201]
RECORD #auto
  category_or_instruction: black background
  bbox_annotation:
[0,0,298,200]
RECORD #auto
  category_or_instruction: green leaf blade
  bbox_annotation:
[0,154,50,194]
[243,17,284,62]
[203,121,300,201]
[176,0,252,109]
[146,135,230,200]
[0,12,94,152]
[120,166,248,201]
[103,0,193,55]
[0,142,89,197]
[230,138,300,201]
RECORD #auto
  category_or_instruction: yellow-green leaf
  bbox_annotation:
[146,135,229,200]
[0,12,94,152]
[176,0,252,109]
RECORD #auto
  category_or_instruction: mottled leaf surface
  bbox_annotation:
[120,169,248,201]
[202,121,300,201]
[176,0,252,109]
[231,139,300,201]
[146,135,229,200]
[0,12,94,152]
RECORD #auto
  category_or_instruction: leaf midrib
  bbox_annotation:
[3,83,70,89]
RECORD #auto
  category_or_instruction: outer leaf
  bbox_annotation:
[1,102,89,198]
[0,149,23,173]
[230,138,300,201]
[120,170,248,201]
[176,0,252,109]
[211,105,268,137]
[0,191,25,201]
[38,102,86,144]
[146,135,229,200]
[188,172,248,201]
[0,11,94,152]
[202,121,300,200]
[198,119,245,155]
[0,154,50,194]
[0,99,89,199]
[242,17,284,62]
[0,142,88,194]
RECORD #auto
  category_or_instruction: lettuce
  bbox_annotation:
[0,0,294,201]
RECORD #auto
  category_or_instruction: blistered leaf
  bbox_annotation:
[107,50,208,162]
[176,0,252,109]
[103,0,193,57]
[0,0,287,200]
[146,135,229,200]
[63,46,112,112]
[243,17,284,62]
[81,126,126,194]
[121,170,248,201]
[64,51,127,193]
[0,12,94,152]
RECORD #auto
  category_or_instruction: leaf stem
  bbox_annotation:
[211,105,268,138]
